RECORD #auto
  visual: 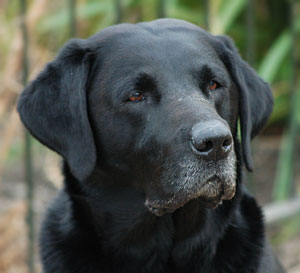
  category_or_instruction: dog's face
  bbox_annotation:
[88,23,239,215]
[18,19,273,216]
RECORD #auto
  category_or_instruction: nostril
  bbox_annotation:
[223,138,231,147]
[200,141,213,153]
[192,139,214,153]
[222,138,232,151]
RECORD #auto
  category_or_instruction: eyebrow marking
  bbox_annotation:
[135,72,157,91]
[198,64,214,83]
[197,64,230,88]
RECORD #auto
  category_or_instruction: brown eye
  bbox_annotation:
[128,92,144,102]
[208,80,219,91]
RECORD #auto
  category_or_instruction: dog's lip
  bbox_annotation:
[145,200,178,216]
[145,176,236,216]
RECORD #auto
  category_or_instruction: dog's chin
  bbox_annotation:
[145,177,236,217]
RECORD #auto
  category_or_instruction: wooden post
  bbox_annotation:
[203,0,210,31]
[115,0,122,24]
[273,0,299,200]
[158,0,166,18]
[245,0,256,194]
[286,0,298,197]
[69,0,77,37]
[20,0,35,272]
[246,0,255,66]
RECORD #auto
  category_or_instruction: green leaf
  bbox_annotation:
[258,31,291,83]
[210,0,246,34]
[218,0,246,33]
[258,17,300,83]
[39,1,113,32]
[273,84,300,201]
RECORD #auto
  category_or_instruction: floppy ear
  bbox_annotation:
[213,35,273,171]
[17,39,96,180]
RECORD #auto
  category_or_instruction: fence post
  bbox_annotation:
[285,0,298,197]
[245,0,256,194]
[203,0,210,30]
[20,0,35,272]
[115,0,122,24]
[246,0,255,66]
[69,0,77,37]
[158,0,166,18]
[273,0,299,200]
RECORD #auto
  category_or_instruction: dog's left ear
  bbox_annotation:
[18,39,96,180]
[213,35,273,171]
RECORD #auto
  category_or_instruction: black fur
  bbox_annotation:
[18,19,285,273]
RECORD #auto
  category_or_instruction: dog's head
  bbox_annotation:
[18,19,273,216]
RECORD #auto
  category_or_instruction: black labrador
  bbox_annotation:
[18,19,285,273]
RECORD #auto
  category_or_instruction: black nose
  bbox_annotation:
[191,120,233,160]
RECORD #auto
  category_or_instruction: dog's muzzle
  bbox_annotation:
[145,176,236,216]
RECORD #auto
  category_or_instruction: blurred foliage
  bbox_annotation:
[270,215,300,246]
[1,0,298,123]
[0,3,299,272]
[0,0,299,201]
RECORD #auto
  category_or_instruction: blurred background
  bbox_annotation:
[0,0,300,272]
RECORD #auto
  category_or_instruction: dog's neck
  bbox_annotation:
[61,162,254,272]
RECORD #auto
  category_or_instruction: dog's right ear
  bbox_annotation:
[211,35,273,172]
[17,39,96,181]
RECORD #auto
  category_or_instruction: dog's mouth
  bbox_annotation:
[145,176,236,216]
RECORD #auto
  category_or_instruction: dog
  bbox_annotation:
[18,19,285,273]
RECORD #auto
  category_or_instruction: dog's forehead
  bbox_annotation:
[89,19,220,68]
[90,18,210,42]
